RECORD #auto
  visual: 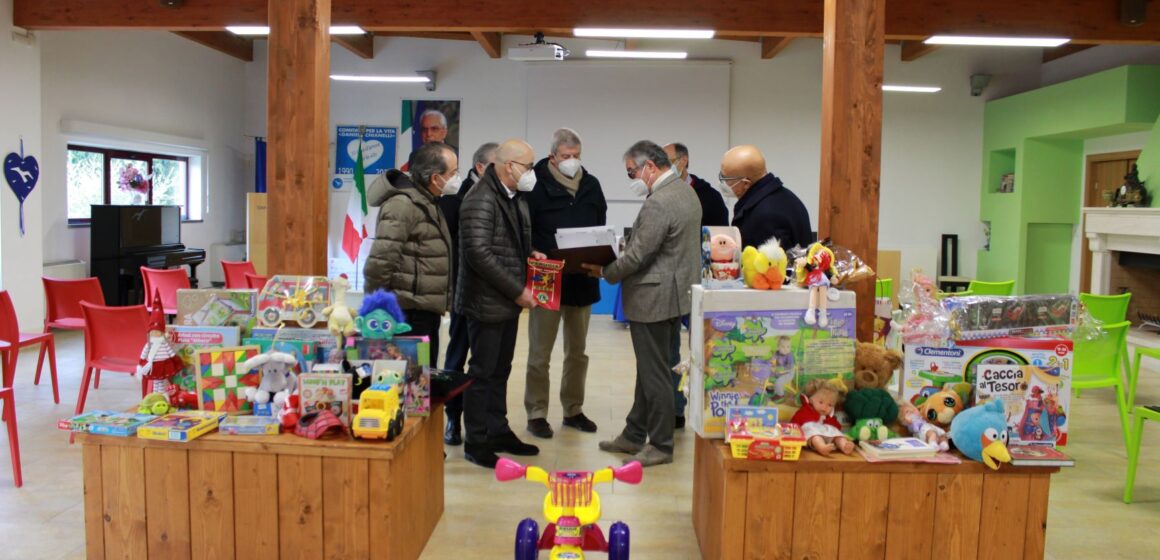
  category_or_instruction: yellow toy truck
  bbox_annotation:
[352,383,405,441]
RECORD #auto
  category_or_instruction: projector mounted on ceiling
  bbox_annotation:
[508,32,570,61]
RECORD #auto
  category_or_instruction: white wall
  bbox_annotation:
[0,0,45,327]
[246,36,1045,280]
[39,30,250,288]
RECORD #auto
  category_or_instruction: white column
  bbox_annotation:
[1086,232,1111,295]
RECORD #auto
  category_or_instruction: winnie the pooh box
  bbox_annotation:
[689,285,857,438]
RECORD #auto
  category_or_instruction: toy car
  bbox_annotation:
[496,458,642,560]
[255,275,332,328]
[352,383,405,440]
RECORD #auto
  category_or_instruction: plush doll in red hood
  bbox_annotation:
[135,291,197,407]
[790,377,855,457]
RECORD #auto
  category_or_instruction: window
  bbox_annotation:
[67,144,202,223]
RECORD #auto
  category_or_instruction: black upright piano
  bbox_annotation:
[90,205,206,306]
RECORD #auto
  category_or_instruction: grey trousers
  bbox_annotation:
[524,305,591,419]
[622,317,680,454]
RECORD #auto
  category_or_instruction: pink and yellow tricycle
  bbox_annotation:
[495,458,642,560]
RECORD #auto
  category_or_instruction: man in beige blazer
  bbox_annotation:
[584,140,702,466]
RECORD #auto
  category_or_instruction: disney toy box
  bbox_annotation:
[689,286,857,439]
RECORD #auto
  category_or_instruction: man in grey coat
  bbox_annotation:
[584,140,702,467]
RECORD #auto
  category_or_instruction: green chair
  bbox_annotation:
[1079,292,1133,388]
[966,280,1015,296]
[1124,405,1160,504]
[1129,346,1160,411]
[936,290,973,300]
[1073,320,1132,451]
[875,278,893,300]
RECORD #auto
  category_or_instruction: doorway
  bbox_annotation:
[1080,150,1140,293]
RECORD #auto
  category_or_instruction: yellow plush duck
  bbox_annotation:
[741,240,788,290]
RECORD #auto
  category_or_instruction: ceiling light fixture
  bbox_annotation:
[882,84,942,93]
[330,75,431,83]
[574,28,714,39]
[586,49,688,59]
[226,25,367,36]
[924,35,1070,47]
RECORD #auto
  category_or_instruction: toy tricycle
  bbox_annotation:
[495,458,642,560]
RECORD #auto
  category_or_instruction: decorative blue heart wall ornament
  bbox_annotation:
[3,139,39,236]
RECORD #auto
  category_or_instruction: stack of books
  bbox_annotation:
[858,437,939,460]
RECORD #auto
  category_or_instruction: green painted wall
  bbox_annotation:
[979,65,1160,293]
[1134,115,1160,208]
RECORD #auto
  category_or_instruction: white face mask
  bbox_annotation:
[440,173,462,196]
[628,179,650,198]
[557,158,581,178]
[516,169,537,192]
[718,180,738,199]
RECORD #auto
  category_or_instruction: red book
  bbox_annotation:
[1008,444,1075,467]
[527,258,564,311]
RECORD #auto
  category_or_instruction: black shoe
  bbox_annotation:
[527,418,554,439]
[444,418,463,446]
[464,444,499,468]
[562,413,598,433]
[490,432,540,456]
[675,416,686,429]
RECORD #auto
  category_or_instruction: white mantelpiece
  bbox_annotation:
[1083,207,1160,295]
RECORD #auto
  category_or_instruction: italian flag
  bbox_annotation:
[341,138,369,263]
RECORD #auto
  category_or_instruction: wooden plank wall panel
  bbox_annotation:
[1024,474,1052,560]
[279,455,324,558]
[692,436,710,555]
[837,473,890,560]
[791,472,843,560]
[323,457,371,559]
[189,450,236,560]
[978,474,1031,559]
[721,471,748,560]
[234,453,279,559]
[429,404,446,525]
[101,445,148,560]
[144,448,191,559]
[745,472,796,559]
[368,460,392,560]
[885,473,937,560]
[697,438,730,559]
[932,473,983,560]
[83,444,105,560]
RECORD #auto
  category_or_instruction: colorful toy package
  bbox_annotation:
[175,289,257,328]
[166,325,241,402]
[137,410,227,442]
[725,406,804,461]
[219,415,281,435]
[298,373,353,425]
[242,338,317,373]
[689,286,857,438]
[942,294,1079,341]
[701,226,745,289]
[59,411,155,436]
[354,337,431,416]
[255,275,332,329]
[526,258,564,311]
[194,346,262,415]
[972,341,1072,446]
[251,327,343,364]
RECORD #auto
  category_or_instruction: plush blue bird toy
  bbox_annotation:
[950,399,1012,470]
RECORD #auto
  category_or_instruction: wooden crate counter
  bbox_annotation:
[78,403,445,560]
[692,434,1060,560]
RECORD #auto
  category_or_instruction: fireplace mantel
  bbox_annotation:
[1083,206,1160,295]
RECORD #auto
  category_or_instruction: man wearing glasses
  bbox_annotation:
[664,142,729,227]
[718,145,812,251]
[456,139,545,468]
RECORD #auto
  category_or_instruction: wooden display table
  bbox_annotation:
[78,403,445,560]
[693,435,1059,560]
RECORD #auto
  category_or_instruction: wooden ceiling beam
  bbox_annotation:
[172,31,253,62]
[332,32,374,59]
[470,31,502,58]
[1043,43,1096,63]
[374,31,476,41]
[761,37,794,59]
[15,1,1160,44]
[900,40,939,62]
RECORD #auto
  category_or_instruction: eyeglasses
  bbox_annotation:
[625,167,641,179]
[508,160,534,170]
[718,172,745,183]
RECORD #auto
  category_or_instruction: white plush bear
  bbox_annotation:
[240,351,299,410]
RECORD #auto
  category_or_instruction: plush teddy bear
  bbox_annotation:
[853,341,903,391]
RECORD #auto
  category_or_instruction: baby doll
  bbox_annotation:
[898,400,950,451]
[790,377,855,456]
[795,243,836,327]
[771,336,796,398]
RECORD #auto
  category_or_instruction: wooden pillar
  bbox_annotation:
[818,0,884,342]
[267,0,331,275]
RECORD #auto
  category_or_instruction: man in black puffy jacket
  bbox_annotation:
[455,139,544,468]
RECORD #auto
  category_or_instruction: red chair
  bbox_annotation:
[0,386,21,487]
[140,266,190,315]
[0,291,59,403]
[221,260,257,289]
[76,302,149,415]
[42,276,105,331]
[245,272,270,290]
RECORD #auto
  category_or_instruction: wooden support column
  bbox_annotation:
[818,0,884,342]
[267,0,331,275]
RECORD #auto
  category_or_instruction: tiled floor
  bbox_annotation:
[0,317,1157,559]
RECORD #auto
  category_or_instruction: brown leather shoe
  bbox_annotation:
[627,444,673,467]
[598,434,645,455]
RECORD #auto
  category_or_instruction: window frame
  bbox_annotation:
[66,143,194,226]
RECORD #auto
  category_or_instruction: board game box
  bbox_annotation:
[299,373,353,425]
[195,346,262,415]
[137,410,227,442]
[975,357,1072,446]
[250,327,344,364]
[354,337,431,416]
[166,325,241,399]
[241,338,317,373]
[175,289,257,328]
[219,415,281,435]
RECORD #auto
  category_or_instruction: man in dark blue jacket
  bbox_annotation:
[523,128,607,439]
[719,145,812,251]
